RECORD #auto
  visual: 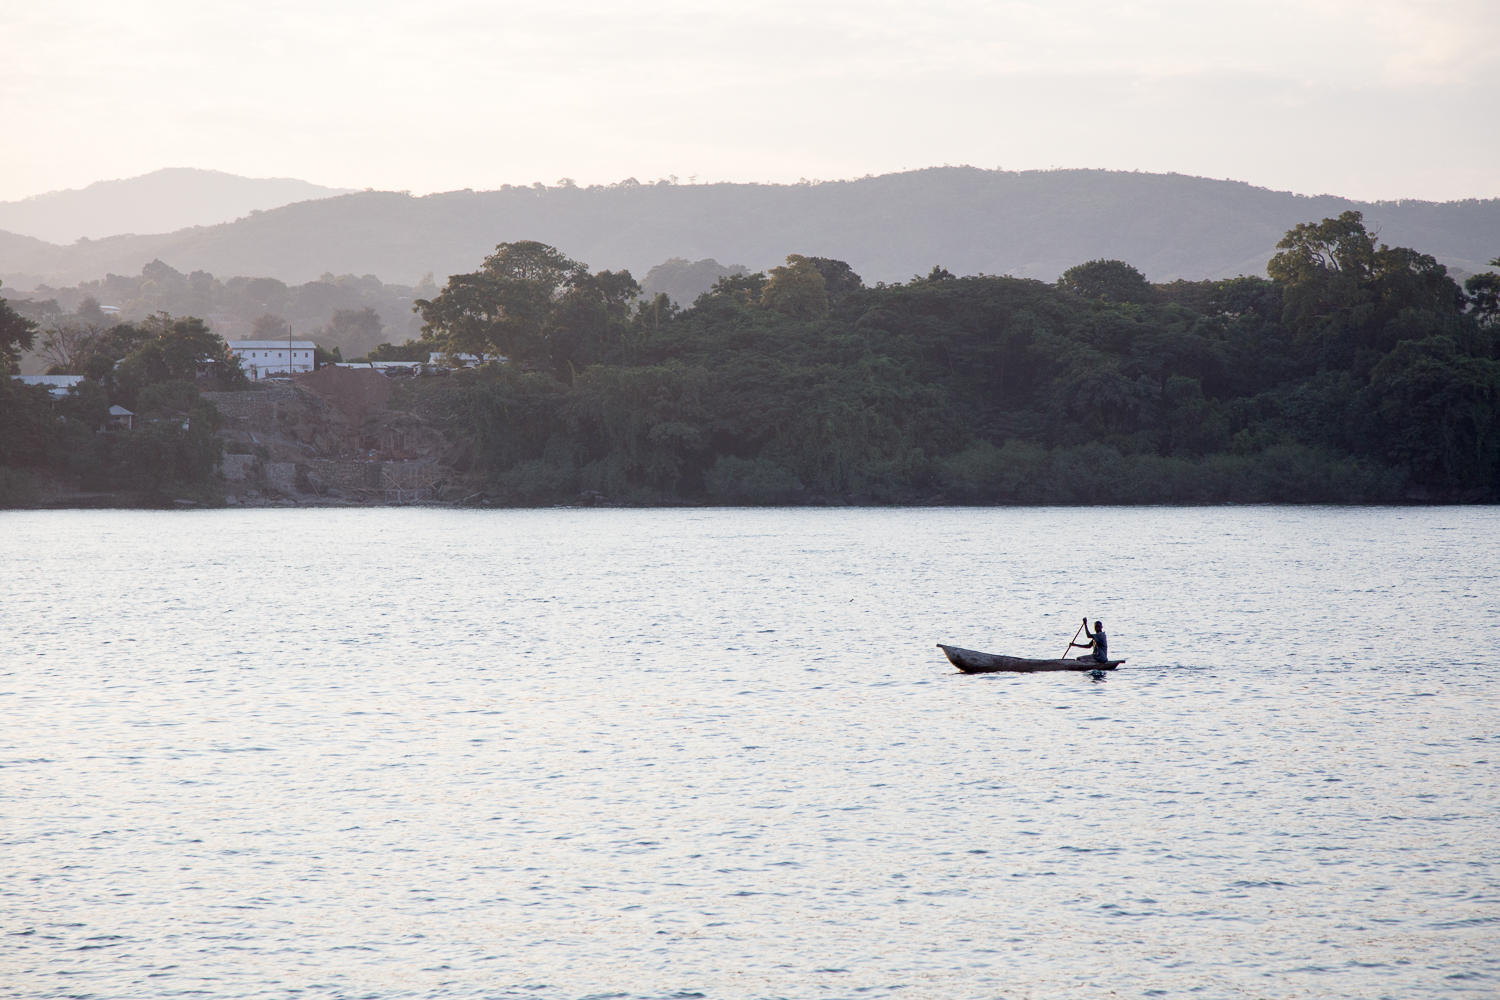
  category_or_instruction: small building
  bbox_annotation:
[108,405,134,430]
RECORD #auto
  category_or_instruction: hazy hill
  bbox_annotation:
[0,168,355,245]
[1,168,1495,290]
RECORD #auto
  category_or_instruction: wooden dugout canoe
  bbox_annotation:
[937,643,1124,673]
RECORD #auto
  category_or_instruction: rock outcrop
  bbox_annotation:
[205,369,473,503]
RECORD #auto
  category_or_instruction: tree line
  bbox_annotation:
[403,213,1498,504]
[3,210,1497,506]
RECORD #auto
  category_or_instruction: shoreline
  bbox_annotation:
[11,493,1493,511]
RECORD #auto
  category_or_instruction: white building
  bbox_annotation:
[228,340,317,378]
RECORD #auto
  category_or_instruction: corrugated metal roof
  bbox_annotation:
[17,375,85,387]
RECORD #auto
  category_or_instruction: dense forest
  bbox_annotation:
[403,211,1498,505]
[3,211,1497,507]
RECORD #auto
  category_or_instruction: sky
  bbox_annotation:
[2,0,1497,204]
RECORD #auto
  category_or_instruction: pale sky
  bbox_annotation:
[3,0,1497,204]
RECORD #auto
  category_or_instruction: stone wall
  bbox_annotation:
[299,459,442,498]
[264,462,299,495]
[383,460,442,492]
[306,459,383,491]
[222,454,256,481]
[203,389,305,425]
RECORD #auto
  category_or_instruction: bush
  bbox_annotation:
[937,439,1403,504]
[705,455,803,504]
[493,459,577,504]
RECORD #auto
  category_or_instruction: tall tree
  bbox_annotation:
[113,314,245,403]
[1268,210,1466,360]
[416,241,636,375]
[1058,260,1157,303]
[804,257,863,303]
[0,281,40,375]
[482,241,583,286]
[760,255,828,318]
[37,322,105,374]
[1465,257,1500,327]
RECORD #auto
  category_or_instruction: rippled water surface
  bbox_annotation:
[3,507,1497,1000]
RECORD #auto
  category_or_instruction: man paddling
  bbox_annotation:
[1069,618,1108,663]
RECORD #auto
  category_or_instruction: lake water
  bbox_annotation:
[2,506,1497,1000]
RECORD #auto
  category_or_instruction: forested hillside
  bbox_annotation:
[3,168,1496,289]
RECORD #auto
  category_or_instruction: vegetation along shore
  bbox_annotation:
[3,212,1497,508]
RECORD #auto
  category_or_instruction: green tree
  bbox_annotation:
[1268,210,1466,360]
[368,339,428,361]
[1465,257,1500,326]
[1058,260,1157,303]
[698,271,768,308]
[1364,336,1500,490]
[417,242,582,362]
[112,381,225,495]
[0,378,56,466]
[760,255,828,318]
[0,281,39,375]
[416,241,636,376]
[804,257,863,303]
[113,314,245,404]
[74,323,153,388]
[482,241,583,285]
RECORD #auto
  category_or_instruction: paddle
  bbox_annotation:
[1060,618,1085,660]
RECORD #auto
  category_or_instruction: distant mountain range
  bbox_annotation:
[0,168,354,245]
[1,167,1495,291]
